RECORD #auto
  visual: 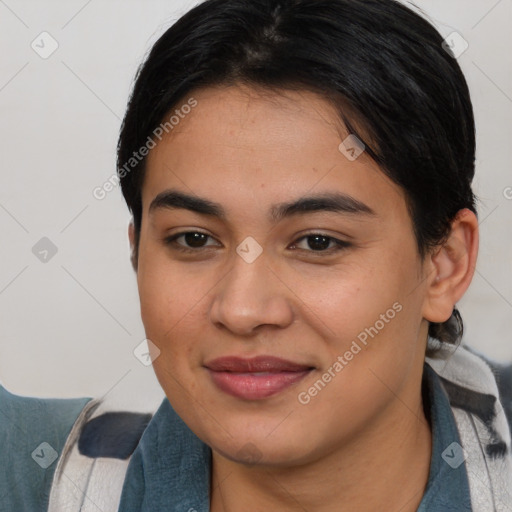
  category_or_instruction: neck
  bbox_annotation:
[210,376,432,512]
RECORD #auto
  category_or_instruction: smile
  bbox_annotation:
[204,356,314,400]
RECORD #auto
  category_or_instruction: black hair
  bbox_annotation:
[117,0,477,353]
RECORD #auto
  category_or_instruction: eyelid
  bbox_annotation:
[289,232,352,253]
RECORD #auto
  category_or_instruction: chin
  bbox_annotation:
[205,422,315,468]
[214,442,303,467]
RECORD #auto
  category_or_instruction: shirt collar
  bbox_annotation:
[417,362,472,510]
[119,362,471,511]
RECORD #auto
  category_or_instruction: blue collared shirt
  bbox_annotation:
[117,362,472,511]
[0,385,91,512]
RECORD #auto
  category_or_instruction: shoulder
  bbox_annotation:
[78,410,153,459]
[0,383,92,511]
[425,343,512,431]
[48,400,154,511]
[464,345,512,434]
[427,343,512,436]
[0,382,155,511]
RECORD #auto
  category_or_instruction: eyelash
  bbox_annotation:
[163,231,352,255]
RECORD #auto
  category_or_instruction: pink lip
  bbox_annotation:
[205,356,314,400]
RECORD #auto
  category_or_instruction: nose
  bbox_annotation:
[209,252,295,336]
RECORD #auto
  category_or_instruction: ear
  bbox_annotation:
[128,221,138,273]
[421,208,479,323]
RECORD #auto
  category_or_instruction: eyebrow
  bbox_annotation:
[148,188,376,222]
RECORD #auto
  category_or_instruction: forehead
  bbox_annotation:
[142,85,407,224]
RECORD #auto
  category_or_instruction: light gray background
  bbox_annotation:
[0,0,510,410]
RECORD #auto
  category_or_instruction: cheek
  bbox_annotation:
[137,249,201,334]
[292,249,422,369]
[139,267,206,399]
[136,254,213,382]
[289,262,389,338]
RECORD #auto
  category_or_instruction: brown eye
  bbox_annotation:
[164,231,221,252]
[291,234,351,253]
[305,235,331,251]
[181,232,209,248]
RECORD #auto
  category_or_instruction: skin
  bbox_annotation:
[129,84,478,511]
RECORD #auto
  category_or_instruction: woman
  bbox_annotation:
[1,0,511,510]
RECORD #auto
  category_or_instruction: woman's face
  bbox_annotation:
[135,84,432,466]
